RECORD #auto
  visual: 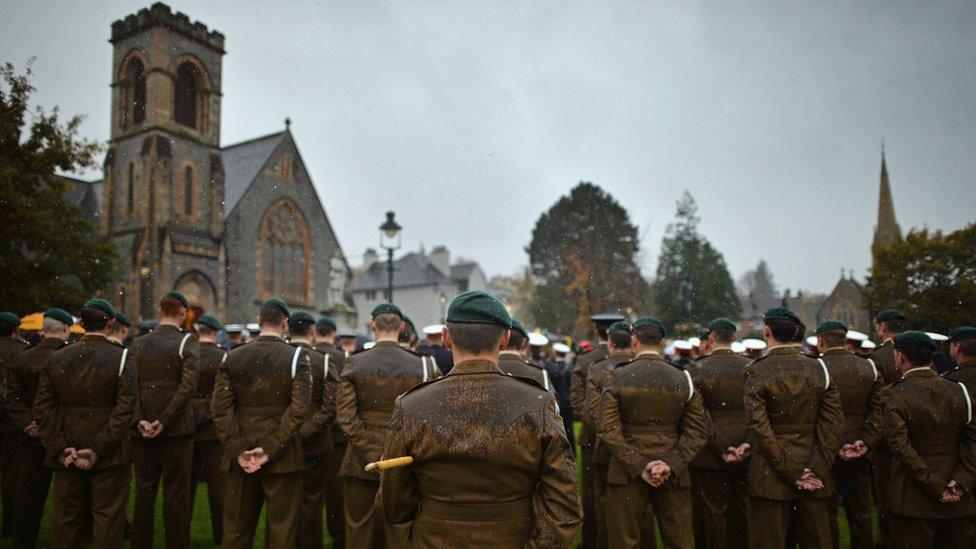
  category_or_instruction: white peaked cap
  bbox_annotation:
[806,336,819,347]
[528,333,549,347]
[926,332,949,342]
[731,341,746,353]
[846,330,869,342]
[688,337,701,347]
[363,341,376,350]
[422,324,445,335]
[861,340,877,350]
[673,340,693,351]
[552,342,571,354]
[743,338,767,351]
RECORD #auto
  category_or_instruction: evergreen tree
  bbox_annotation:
[526,182,649,336]
[0,61,116,313]
[651,191,741,330]
[737,259,779,315]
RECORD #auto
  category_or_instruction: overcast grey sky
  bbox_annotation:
[4,1,975,293]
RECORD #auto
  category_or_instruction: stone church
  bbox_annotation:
[96,3,354,326]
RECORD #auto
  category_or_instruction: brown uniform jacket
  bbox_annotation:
[598,351,709,487]
[943,358,976,394]
[315,342,347,444]
[819,347,885,449]
[884,367,976,518]
[498,350,552,392]
[571,343,609,447]
[871,339,902,385]
[0,337,29,434]
[744,345,844,500]
[212,334,312,474]
[689,348,752,470]
[33,334,137,469]
[336,340,438,481]
[192,341,226,442]
[293,340,338,456]
[381,360,582,548]
[6,337,67,437]
[586,350,633,467]
[128,324,200,438]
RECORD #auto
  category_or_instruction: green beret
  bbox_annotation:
[290,311,315,324]
[195,315,223,332]
[632,317,666,337]
[509,318,529,339]
[608,321,631,334]
[764,307,801,325]
[893,331,937,353]
[402,315,416,334]
[877,310,906,323]
[44,308,74,326]
[315,316,337,330]
[163,290,189,309]
[950,327,976,343]
[708,317,737,333]
[446,291,512,328]
[114,312,131,327]
[698,328,711,341]
[83,298,116,319]
[371,303,403,319]
[262,298,290,318]
[815,320,847,335]
[0,312,21,329]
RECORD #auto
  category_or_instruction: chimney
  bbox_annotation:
[363,248,378,271]
[430,245,450,275]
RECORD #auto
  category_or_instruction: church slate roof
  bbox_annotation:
[57,175,102,223]
[220,131,284,216]
[350,252,454,292]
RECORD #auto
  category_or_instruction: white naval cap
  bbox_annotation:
[731,341,746,354]
[528,332,549,347]
[926,332,949,342]
[845,330,869,342]
[743,338,767,351]
[225,324,245,334]
[673,340,693,351]
[806,336,819,347]
[363,341,377,350]
[246,323,260,333]
[861,340,877,350]
[552,342,571,354]
[422,324,445,336]
[688,337,701,347]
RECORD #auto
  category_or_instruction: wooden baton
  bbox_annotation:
[364,456,414,473]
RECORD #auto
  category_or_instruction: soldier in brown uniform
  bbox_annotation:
[108,311,131,346]
[381,290,582,547]
[289,311,338,549]
[0,311,27,538]
[188,314,227,544]
[688,317,752,549]
[337,303,438,548]
[884,331,976,548]
[127,290,200,548]
[813,320,885,549]
[6,308,72,548]
[586,321,633,548]
[599,316,709,548]
[871,309,908,548]
[743,308,844,549]
[212,298,312,548]
[34,299,137,547]
[945,327,976,396]
[313,315,347,549]
[498,318,551,389]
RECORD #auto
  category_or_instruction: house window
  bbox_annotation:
[182,165,194,217]
[366,290,376,300]
[259,200,310,302]
[120,57,146,128]
[174,62,199,129]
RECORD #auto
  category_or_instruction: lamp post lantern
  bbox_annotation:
[379,211,402,303]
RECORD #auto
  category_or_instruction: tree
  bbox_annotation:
[867,223,976,333]
[737,259,779,316]
[651,191,741,330]
[526,182,649,336]
[0,61,116,314]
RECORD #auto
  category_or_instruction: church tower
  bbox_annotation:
[101,3,226,321]
[871,146,902,267]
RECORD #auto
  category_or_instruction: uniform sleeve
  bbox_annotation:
[91,353,137,457]
[884,391,946,499]
[570,363,588,428]
[5,354,32,430]
[300,357,334,440]
[744,365,803,483]
[33,366,69,463]
[380,402,418,527]
[596,371,646,479]
[158,335,200,428]
[212,362,248,459]
[953,414,976,492]
[337,364,384,460]
[664,391,709,479]
[528,393,583,549]
[584,369,603,443]
[859,375,887,450]
[806,379,844,480]
[261,351,311,462]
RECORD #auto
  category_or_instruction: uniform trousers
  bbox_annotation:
[605,479,691,549]
[747,496,831,549]
[889,514,970,549]
[873,447,894,547]
[13,437,52,549]
[0,431,20,536]
[189,439,225,544]
[593,460,610,549]
[580,436,596,548]
[222,468,302,549]
[343,476,395,549]
[323,442,346,548]
[51,464,130,549]
[131,434,193,548]
[829,457,873,549]
[690,467,748,549]
[298,454,328,549]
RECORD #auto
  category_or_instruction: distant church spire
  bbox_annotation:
[872,143,902,263]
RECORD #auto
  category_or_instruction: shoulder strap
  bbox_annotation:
[324,353,330,379]
[221,351,228,364]
[683,369,695,402]
[542,368,551,391]
[118,348,129,377]
[429,355,438,373]
[866,358,878,381]
[291,346,302,378]
[959,382,973,424]
[817,358,831,389]
[178,333,193,359]
[421,356,429,382]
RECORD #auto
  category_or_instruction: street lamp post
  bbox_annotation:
[379,211,402,303]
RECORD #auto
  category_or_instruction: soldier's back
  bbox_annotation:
[820,348,882,442]
[128,324,197,436]
[498,351,550,390]
[691,349,751,469]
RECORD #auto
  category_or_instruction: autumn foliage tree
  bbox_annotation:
[527,182,649,336]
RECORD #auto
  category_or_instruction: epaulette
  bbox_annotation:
[613,357,639,369]
[748,354,771,365]
[108,339,126,348]
[399,376,444,398]
[504,372,549,392]
[943,367,961,378]
[801,351,820,360]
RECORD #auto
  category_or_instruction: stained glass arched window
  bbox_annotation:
[259,200,310,302]
[174,62,199,128]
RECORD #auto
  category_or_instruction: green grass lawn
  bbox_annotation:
[20,423,870,547]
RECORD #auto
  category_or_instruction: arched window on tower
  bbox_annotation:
[259,200,310,302]
[174,62,199,129]
[126,163,135,215]
[182,165,194,217]
[120,57,146,128]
